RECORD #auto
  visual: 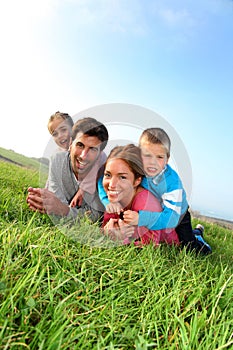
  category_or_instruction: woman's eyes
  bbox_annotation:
[104,173,127,180]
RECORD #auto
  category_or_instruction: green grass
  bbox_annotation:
[0,160,233,349]
[0,147,40,169]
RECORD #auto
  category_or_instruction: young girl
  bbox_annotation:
[48,111,74,151]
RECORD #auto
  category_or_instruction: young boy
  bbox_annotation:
[98,128,211,255]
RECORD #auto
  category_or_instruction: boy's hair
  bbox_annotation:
[107,144,145,180]
[139,128,171,157]
[72,117,109,151]
[48,111,74,133]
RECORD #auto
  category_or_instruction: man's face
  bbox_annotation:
[70,132,102,178]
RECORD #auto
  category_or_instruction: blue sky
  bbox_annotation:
[1,0,233,221]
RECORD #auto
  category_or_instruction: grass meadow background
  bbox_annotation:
[0,151,233,350]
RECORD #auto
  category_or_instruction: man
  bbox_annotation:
[27,117,109,222]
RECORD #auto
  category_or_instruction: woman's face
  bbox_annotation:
[103,158,141,208]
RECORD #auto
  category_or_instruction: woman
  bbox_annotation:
[102,144,179,246]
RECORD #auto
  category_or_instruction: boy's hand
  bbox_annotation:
[123,210,139,226]
[105,202,123,214]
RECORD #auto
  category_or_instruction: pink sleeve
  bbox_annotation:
[132,189,162,213]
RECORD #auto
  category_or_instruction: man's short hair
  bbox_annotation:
[72,117,108,151]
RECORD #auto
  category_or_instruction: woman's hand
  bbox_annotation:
[104,218,135,242]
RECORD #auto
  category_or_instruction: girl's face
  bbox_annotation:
[140,140,168,177]
[49,119,72,150]
[103,158,141,208]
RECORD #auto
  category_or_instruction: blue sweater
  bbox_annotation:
[98,164,188,230]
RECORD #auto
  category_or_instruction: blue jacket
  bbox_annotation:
[138,165,188,230]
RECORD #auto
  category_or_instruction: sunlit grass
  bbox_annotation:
[0,160,233,349]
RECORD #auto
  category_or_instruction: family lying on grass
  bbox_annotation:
[26,113,211,254]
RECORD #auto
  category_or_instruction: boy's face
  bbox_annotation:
[49,119,72,151]
[140,140,168,177]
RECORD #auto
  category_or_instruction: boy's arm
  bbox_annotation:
[138,207,180,230]
[138,190,186,230]
[97,175,110,207]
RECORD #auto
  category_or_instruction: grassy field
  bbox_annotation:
[0,158,233,350]
[0,147,48,170]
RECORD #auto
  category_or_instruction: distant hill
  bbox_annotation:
[191,210,233,230]
[0,146,49,170]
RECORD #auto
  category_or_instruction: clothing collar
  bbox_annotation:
[151,165,167,185]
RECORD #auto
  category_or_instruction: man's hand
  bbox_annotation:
[27,187,70,216]
[123,210,139,226]
[26,187,45,213]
